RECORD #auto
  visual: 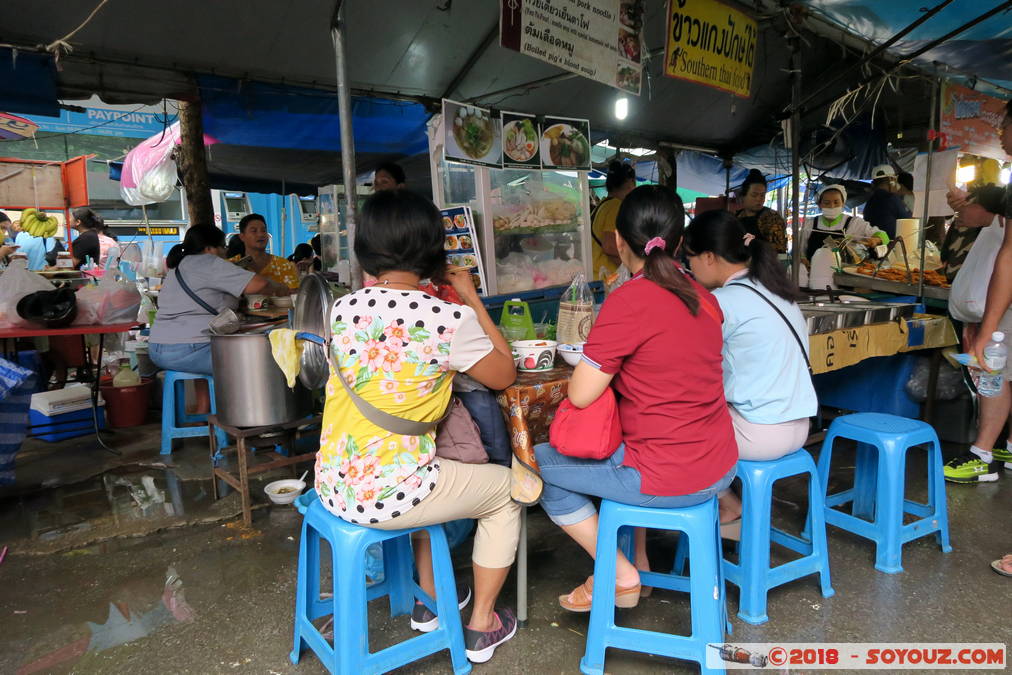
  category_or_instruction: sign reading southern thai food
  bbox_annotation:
[663,0,757,98]
[939,82,1008,162]
[500,0,644,95]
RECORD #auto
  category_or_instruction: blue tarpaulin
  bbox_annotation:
[198,76,429,156]
[799,0,1012,93]
[0,49,60,118]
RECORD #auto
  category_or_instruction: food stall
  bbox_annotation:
[427,105,594,300]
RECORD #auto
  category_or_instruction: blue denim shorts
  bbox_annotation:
[149,341,214,375]
[533,442,736,526]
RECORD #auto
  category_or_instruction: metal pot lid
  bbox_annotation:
[293,272,334,390]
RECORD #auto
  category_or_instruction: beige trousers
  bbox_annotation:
[369,458,521,569]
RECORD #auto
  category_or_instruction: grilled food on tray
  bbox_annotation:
[854,262,950,288]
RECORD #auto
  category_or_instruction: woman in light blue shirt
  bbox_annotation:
[684,210,818,535]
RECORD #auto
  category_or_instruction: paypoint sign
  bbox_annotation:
[663,0,757,98]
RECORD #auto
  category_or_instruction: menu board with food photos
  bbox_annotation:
[440,206,488,296]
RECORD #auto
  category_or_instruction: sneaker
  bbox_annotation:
[464,607,517,664]
[992,446,1012,469]
[409,583,471,632]
[944,453,999,483]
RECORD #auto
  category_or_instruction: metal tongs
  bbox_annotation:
[865,236,913,284]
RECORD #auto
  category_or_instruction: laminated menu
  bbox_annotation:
[556,273,594,344]
[440,206,487,296]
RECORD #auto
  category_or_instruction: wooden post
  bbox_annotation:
[177,100,214,226]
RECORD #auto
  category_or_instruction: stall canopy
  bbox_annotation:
[797,0,1012,94]
[197,76,429,195]
[0,0,919,158]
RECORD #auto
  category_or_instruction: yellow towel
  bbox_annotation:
[269,329,302,388]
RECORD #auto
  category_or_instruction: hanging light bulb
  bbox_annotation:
[614,96,628,120]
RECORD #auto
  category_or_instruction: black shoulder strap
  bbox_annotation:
[174,267,218,315]
[727,282,812,372]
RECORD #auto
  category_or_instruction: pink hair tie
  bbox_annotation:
[643,236,666,255]
[742,233,756,246]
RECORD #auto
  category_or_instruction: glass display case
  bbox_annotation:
[429,117,593,296]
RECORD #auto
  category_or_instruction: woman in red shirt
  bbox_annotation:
[534,186,737,611]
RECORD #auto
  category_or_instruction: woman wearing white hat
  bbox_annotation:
[799,184,889,266]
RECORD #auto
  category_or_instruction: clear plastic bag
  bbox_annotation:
[73,276,142,326]
[905,356,967,402]
[0,260,56,329]
[98,277,142,324]
[557,273,595,344]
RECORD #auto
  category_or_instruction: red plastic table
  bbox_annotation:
[0,322,140,454]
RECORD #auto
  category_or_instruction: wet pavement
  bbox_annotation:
[1,431,1010,674]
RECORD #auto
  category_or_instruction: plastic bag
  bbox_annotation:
[905,356,967,402]
[0,260,56,329]
[72,283,103,326]
[73,276,142,326]
[950,218,1002,323]
[98,277,142,324]
[557,273,594,344]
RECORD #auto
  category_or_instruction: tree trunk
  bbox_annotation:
[177,100,214,227]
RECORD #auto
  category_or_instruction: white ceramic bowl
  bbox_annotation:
[272,294,295,309]
[264,479,306,505]
[557,342,585,367]
[513,339,557,372]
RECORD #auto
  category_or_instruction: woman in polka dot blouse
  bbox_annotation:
[316,190,521,661]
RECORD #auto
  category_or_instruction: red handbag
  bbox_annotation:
[549,387,623,460]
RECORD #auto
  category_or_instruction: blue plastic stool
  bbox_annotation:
[290,491,471,675]
[160,371,227,455]
[817,413,952,574]
[716,450,834,624]
[581,498,727,675]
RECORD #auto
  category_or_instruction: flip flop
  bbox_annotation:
[990,555,1012,577]
[559,576,641,612]
[720,517,742,541]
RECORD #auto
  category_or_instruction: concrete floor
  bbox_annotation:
[1,428,1010,674]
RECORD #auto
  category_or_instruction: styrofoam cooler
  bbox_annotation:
[29,386,106,442]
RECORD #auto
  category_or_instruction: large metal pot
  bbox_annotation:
[210,333,311,428]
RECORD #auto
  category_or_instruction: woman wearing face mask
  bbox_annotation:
[229,213,300,290]
[149,224,289,413]
[735,169,788,254]
[799,184,888,265]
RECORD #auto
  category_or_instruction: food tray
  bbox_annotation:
[802,310,838,335]
[834,271,950,300]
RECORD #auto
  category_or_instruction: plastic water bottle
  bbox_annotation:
[977,332,1007,398]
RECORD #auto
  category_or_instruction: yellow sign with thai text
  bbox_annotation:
[663,0,757,98]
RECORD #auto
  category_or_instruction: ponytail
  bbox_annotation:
[642,248,700,315]
[167,224,225,269]
[72,207,104,231]
[616,185,699,315]
[685,210,804,303]
[745,237,805,302]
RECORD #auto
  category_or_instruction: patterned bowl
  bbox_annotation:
[512,340,557,372]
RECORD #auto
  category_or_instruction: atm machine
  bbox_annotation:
[220,192,251,232]
[291,194,320,246]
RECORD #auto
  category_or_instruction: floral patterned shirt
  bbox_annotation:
[315,287,493,523]
[229,254,300,289]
